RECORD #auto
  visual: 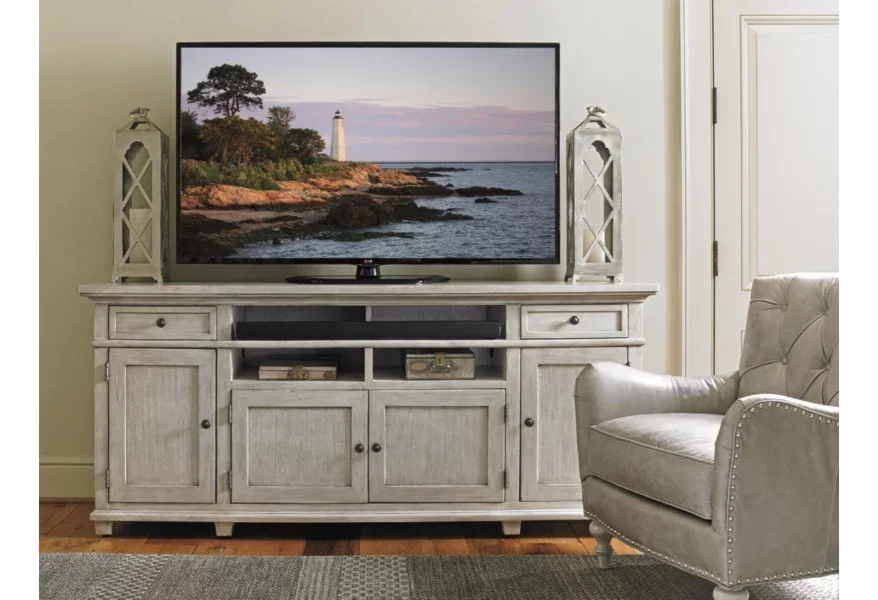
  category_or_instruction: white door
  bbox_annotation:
[713,0,838,373]
[520,347,627,502]
[368,390,506,503]
[230,390,368,503]
[108,348,216,503]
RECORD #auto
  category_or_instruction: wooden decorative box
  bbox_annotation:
[404,349,475,380]
[258,358,338,381]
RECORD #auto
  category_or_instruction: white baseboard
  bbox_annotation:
[40,456,94,499]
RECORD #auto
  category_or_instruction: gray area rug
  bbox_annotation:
[39,553,839,600]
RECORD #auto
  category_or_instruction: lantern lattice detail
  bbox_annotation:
[565,106,623,283]
[112,107,169,283]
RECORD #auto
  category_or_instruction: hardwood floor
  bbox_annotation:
[40,501,639,557]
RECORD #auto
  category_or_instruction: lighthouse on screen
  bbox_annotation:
[330,110,346,161]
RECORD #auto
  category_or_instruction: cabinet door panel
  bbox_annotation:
[520,348,627,502]
[231,390,368,503]
[108,348,215,503]
[369,390,505,503]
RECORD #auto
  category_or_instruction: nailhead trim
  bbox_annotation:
[584,400,839,590]
[724,400,839,587]
[583,511,726,584]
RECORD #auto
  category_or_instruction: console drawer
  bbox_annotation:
[520,305,628,339]
[109,306,217,340]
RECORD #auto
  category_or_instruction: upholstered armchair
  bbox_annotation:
[574,274,838,600]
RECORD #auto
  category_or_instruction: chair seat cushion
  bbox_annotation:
[588,413,723,520]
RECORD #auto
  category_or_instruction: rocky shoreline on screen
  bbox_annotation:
[179,163,523,259]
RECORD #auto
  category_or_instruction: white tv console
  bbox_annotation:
[78,281,658,537]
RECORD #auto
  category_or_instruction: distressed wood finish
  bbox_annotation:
[111,109,169,283]
[565,107,624,283]
[93,304,110,512]
[79,282,658,306]
[231,391,368,504]
[369,390,506,503]
[79,282,657,535]
[109,306,217,340]
[520,348,627,502]
[501,521,522,536]
[521,305,628,339]
[108,349,216,503]
[41,501,639,556]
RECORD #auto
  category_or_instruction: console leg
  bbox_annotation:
[589,521,614,568]
[501,520,522,536]
[714,585,749,600]
[94,521,114,536]
[214,522,234,537]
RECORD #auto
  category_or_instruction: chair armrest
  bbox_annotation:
[573,362,740,480]
[712,394,839,583]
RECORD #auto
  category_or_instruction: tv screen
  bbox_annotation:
[176,42,559,264]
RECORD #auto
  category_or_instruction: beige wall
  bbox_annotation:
[39,0,681,497]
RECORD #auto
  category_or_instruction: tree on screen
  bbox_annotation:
[200,116,275,166]
[267,106,296,135]
[187,64,266,117]
[285,128,325,164]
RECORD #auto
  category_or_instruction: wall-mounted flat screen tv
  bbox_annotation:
[176,42,559,265]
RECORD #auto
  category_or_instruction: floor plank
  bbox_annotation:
[39,501,638,558]
[518,521,590,555]
[39,504,101,553]
[39,503,78,536]
[301,523,361,556]
[462,522,522,555]
[360,522,469,556]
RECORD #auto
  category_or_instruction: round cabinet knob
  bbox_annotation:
[569,315,580,325]
[156,318,166,328]
[354,443,365,453]
[200,419,211,429]
[524,418,535,427]
[371,443,382,453]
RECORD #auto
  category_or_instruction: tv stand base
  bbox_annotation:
[286,264,449,284]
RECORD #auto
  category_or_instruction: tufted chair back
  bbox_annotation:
[738,274,839,405]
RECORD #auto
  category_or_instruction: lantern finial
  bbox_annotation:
[129,107,150,121]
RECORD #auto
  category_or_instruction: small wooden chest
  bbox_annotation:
[404,349,475,380]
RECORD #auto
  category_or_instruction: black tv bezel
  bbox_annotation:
[175,41,561,266]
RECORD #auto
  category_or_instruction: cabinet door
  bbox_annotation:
[369,390,506,503]
[520,348,627,502]
[231,390,368,503]
[108,348,216,503]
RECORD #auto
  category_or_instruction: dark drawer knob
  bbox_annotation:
[201,419,211,429]
[354,443,365,453]
[524,418,535,427]
[156,318,166,328]
[569,315,580,325]
[371,443,382,453]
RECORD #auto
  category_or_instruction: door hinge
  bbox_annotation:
[105,471,110,488]
[713,241,719,277]
[504,405,509,422]
[105,362,110,381]
[228,472,232,491]
[228,404,233,424]
[712,87,718,124]
[503,469,509,489]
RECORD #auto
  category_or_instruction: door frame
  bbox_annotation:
[680,0,715,375]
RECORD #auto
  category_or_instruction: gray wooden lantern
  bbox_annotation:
[112,107,169,283]
[565,106,623,283]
